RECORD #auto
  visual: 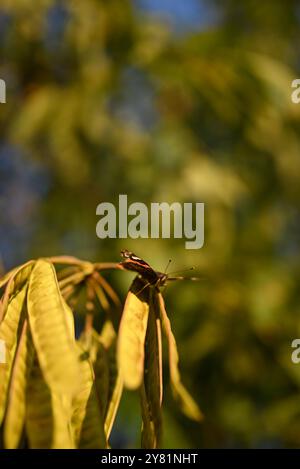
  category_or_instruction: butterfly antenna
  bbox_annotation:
[164,259,172,274]
[168,266,195,275]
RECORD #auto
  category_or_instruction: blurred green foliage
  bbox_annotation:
[1,0,300,448]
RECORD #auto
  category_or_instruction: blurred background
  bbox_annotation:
[1,0,300,448]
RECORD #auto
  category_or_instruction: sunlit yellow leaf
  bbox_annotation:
[79,328,99,362]
[0,261,34,322]
[72,345,107,449]
[79,327,110,416]
[158,293,203,422]
[25,357,75,449]
[27,259,79,396]
[0,286,27,424]
[62,295,76,341]
[0,266,18,289]
[4,320,34,449]
[117,278,150,389]
[99,320,116,349]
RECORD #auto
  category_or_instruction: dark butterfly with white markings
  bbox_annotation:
[119,249,199,289]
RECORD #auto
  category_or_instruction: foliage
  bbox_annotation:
[0,256,202,448]
[1,0,300,448]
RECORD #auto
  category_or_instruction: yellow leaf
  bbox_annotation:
[62,295,76,340]
[0,266,18,289]
[25,357,75,448]
[99,320,116,349]
[79,328,110,417]
[0,286,27,424]
[27,259,79,396]
[72,345,107,449]
[4,320,34,449]
[79,327,101,363]
[117,277,150,389]
[158,293,203,422]
[0,261,34,322]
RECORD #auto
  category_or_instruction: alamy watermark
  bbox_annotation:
[291,79,300,104]
[0,79,6,103]
[96,195,204,249]
[0,339,6,364]
[291,339,300,364]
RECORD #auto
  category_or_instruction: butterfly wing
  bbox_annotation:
[120,250,159,284]
[120,250,200,286]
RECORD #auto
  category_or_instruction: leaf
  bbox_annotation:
[62,295,76,341]
[158,292,203,422]
[0,286,27,424]
[98,320,123,434]
[117,277,150,389]
[51,393,75,449]
[27,259,79,396]
[72,345,107,449]
[57,265,80,282]
[104,372,123,441]
[93,341,110,417]
[0,261,34,322]
[25,357,54,448]
[0,267,18,289]
[140,289,163,448]
[99,320,117,349]
[152,292,163,406]
[25,357,75,449]
[79,328,110,416]
[79,328,100,362]
[3,320,34,449]
[104,339,123,440]
[140,382,157,449]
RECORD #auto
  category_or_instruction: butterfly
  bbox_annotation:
[119,249,198,289]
